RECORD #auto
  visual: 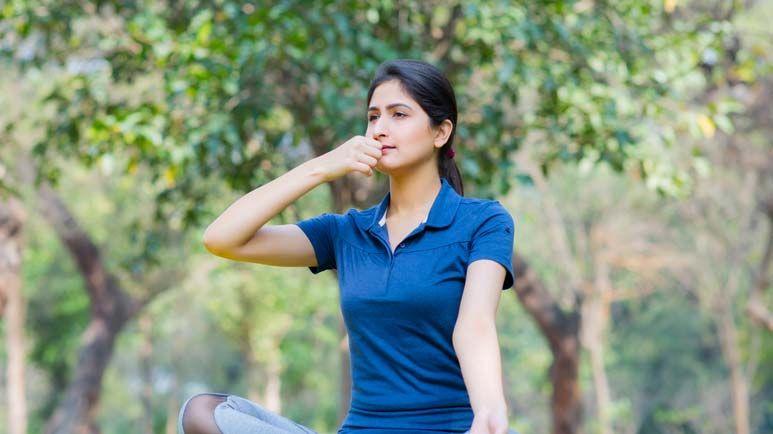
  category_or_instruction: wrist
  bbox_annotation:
[473,404,507,416]
[301,158,330,184]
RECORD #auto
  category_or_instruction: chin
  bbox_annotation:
[380,154,430,175]
[377,165,413,179]
[375,161,392,172]
[375,167,394,176]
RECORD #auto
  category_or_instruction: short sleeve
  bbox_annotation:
[468,202,515,290]
[294,212,339,274]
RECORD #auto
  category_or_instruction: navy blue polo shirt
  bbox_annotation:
[295,177,515,433]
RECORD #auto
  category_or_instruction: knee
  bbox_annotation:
[179,393,227,434]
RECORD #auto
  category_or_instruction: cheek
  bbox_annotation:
[409,119,433,138]
[403,122,435,148]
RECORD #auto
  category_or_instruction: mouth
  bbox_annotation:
[382,145,397,150]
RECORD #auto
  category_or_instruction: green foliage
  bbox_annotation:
[1,0,736,210]
[22,213,91,418]
[4,1,772,434]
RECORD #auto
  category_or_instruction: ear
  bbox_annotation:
[433,119,454,149]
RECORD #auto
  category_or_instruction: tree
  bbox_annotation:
[0,198,28,434]
[1,1,742,433]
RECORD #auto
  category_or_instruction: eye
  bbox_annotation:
[368,112,406,122]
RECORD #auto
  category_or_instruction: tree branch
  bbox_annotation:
[512,253,579,351]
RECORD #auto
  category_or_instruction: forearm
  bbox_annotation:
[203,158,327,249]
[453,319,507,415]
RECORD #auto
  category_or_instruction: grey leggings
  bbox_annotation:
[177,392,517,434]
[178,393,318,434]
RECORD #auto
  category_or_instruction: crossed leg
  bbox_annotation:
[178,392,317,434]
[179,393,227,434]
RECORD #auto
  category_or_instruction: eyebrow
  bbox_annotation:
[367,103,413,112]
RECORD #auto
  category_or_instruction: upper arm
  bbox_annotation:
[454,202,516,327]
[204,224,320,267]
[455,259,507,326]
[205,212,339,274]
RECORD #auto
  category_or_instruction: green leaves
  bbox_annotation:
[2,0,740,214]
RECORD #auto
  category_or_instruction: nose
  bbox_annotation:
[371,115,388,139]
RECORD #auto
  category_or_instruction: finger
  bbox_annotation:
[353,162,373,176]
[361,145,383,160]
[365,137,383,150]
[358,154,378,167]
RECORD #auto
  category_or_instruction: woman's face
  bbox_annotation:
[366,80,450,176]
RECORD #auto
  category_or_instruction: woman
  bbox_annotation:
[179,59,518,434]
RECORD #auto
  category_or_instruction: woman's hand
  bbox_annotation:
[468,408,509,434]
[315,135,383,181]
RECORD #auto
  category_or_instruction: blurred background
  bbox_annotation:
[1,1,771,434]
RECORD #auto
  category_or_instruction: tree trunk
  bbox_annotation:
[551,338,582,434]
[244,346,262,405]
[264,354,282,414]
[582,294,611,434]
[237,315,285,413]
[139,314,155,434]
[582,259,614,434]
[1,198,28,434]
[165,383,180,434]
[717,295,750,434]
[747,209,773,331]
[44,317,129,434]
[164,394,182,434]
[37,184,142,434]
[512,254,582,434]
[516,155,585,434]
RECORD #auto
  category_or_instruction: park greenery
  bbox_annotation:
[0,1,771,434]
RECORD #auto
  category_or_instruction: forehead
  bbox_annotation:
[368,80,416,110]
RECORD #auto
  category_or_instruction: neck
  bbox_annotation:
[387,168,442,218]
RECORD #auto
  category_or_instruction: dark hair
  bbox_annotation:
[366,59,464,196]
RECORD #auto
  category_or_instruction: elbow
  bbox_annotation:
[453,318,495,348]
[452,331,472,354]
[202,227,225,256]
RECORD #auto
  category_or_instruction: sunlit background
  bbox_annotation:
[1,1,772,434]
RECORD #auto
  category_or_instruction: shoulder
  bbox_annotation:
[294,212,346,236]
[342,205,380,232]
[457,197,514,225]
[344,205,378,220]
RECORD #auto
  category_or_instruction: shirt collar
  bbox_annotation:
[379,209,428,226]
[355,177,461,232]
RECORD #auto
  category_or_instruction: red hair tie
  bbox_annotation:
[446,147,455,159]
